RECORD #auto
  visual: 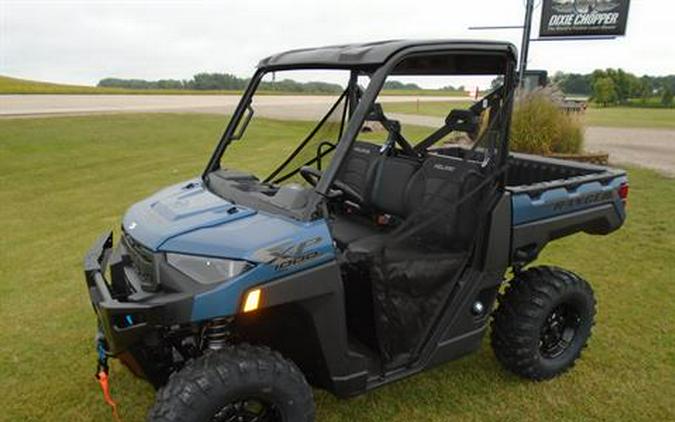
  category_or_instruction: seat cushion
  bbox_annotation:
[331,214,384,249]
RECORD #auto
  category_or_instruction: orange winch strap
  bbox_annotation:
[96,371,123,422]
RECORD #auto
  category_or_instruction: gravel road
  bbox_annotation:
[390,113,675,176]
[584,126,675,176]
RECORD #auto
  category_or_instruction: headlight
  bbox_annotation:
[166,253,254,285]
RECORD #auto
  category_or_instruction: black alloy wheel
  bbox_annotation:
[491,266,596,380]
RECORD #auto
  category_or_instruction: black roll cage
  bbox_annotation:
[203,44,517,220]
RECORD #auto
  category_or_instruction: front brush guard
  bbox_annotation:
[83,232,191,355]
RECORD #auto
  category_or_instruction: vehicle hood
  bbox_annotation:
[122,179,256,251]
[122,179,333,263]
[123,178,335,320]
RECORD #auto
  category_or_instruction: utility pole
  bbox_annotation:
[469,0,535,87]
[518,0,535,87]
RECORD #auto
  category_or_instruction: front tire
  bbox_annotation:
[149,344,314,422]
[491,266,596,380]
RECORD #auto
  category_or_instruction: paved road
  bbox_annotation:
[0,94,467,118]
[2,95,673,175]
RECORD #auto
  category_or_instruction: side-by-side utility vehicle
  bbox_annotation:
[84,40,628,421]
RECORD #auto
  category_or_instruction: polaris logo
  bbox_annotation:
[433,163,455,172]
[353,147,371,155]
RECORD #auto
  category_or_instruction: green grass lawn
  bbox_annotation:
[384,100,473,117]
[380,89,466,97]
[1,114,674,421]
[383,100,675,130]
[584,106,675,129]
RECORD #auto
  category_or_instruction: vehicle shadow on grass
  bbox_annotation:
[313,344,531,422]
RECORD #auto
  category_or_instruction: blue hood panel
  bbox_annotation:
[161,212,317,258]
[123,178,337,321]
[122,179,255,250]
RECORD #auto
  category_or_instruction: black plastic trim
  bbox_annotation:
[506,152,626,197]
[84,232,194,355]
[252,261,369,397]
[511,203,625,264]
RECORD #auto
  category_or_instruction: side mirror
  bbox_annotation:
[231,104,254,141]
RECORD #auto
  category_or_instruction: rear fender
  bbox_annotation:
[511,175,627,264]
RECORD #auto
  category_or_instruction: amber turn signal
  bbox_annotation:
[242,288,261,312]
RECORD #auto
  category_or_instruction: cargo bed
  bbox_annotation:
[433,147,628,266]
[505,152,627,265]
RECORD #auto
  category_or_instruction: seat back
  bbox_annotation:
[335,141,381,201]
[403,154,485,249]
[335,142,488,250]
[367,155,420,217]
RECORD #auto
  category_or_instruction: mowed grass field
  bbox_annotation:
[0,75,245,95]
[384,100,675,129]
[1,113,674,421]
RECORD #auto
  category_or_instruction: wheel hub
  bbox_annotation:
[211,398,282,422]
[539,304,581,359]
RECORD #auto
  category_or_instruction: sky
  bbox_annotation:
[1,0,673,89]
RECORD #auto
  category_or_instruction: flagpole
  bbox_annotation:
[518,0,535,87]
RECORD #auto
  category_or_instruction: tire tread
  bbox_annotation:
[490,266,596,380]
[148,343,314,421]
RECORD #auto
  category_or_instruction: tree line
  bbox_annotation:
[98,72,344,93]
[98,73,465,93]
[552,69,674,107]
[381,80,464,91]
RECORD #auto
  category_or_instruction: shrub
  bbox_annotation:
[509,92,584,155]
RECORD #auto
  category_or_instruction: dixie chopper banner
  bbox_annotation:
[540,0,631,37]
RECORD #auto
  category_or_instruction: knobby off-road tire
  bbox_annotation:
[491,266,596,380]
[148,344,314,422]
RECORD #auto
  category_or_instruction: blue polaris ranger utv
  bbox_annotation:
[84,40,628,421]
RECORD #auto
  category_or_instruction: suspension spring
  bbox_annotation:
[204,317,233,351]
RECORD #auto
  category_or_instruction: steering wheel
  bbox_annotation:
[299,166,364,205]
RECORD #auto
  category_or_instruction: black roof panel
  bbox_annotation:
[258,39,517,70]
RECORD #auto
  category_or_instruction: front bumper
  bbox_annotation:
[84,231,193,355]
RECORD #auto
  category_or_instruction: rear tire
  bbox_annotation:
[148,344,314,422]
[491,266,596,380]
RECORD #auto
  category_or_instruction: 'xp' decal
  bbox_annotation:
[254,237,323,271]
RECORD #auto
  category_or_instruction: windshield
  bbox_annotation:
[206,55,512,222]
[218,69,367,187]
